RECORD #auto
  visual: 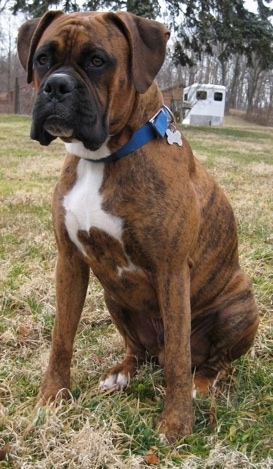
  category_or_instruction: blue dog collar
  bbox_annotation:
[87,105,182,163]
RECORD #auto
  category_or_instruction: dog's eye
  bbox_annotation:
[90,56,104,67]
[37,54,49,67]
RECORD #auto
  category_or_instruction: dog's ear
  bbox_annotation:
[17,17,41,72]
[110,11,170,94]
[17,10,64,84]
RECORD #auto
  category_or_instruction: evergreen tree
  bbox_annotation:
[10,0,273,114]
[12,0,160,18]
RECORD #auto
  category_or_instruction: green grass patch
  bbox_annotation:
[0,115,272,467]
[184,124,270,141]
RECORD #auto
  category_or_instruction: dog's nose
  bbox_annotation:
[43,73,76,100]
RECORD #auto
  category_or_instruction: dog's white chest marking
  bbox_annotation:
[63,158,123,257]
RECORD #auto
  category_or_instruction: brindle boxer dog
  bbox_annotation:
[17,10,259,441]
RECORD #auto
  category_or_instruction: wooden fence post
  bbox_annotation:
[14,77,20,114]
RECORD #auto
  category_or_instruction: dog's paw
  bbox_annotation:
[157,407,193,443]
[157,418,193,444]
[38,371,71,405]
[38,387,72,406]
[98,372,129,392]
[193,373,221,396]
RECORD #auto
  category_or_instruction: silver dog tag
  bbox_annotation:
[166,128,183,146]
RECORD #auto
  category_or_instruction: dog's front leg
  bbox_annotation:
[157,262,193,442]
[39,251,90,403]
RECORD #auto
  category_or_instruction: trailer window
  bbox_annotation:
[214,92,223,101]
[196,91,207,100]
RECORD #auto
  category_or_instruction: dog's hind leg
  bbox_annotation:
[193,279,259,394]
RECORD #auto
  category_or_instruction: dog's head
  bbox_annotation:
[17,11,169,152]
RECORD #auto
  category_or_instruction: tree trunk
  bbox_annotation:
[227,54,241,111]
[246,62,262,117]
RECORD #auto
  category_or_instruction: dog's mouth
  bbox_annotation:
[31,73,109,149]
[43,115,74,138]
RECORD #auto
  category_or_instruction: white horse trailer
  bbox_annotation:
[182,84,226,126]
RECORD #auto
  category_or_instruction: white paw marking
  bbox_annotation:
[98,373,128,392]
[159,433,168,444]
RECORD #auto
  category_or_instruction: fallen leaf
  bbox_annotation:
[18,322,32,338]
[0,443,10,461]
[209,406,217,428]
[143,452,160,465]
[90,354,106,363]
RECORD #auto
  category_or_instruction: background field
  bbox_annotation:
[0,114,272,468]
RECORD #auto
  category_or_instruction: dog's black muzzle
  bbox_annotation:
[31,71,108,151]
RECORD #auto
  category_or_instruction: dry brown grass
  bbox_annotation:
[0,115,272,467]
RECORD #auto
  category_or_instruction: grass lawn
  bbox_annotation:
[0,114,272,468]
